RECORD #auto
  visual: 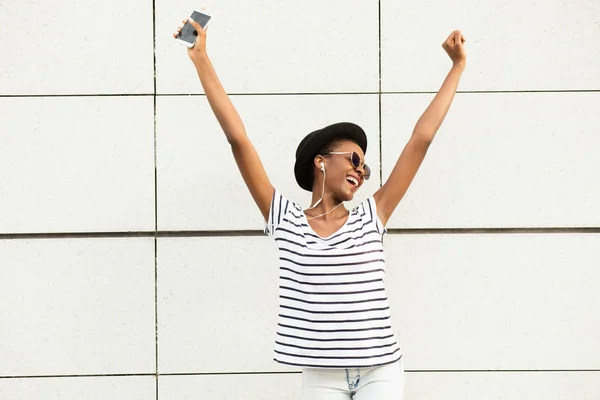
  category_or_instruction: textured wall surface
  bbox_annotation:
[1,0,599,398]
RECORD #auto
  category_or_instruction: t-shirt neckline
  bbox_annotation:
[301,209,352,240]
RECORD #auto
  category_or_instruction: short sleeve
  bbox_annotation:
[366,197,388,237]
[264,189,291,236]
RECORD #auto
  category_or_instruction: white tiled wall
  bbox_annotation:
[0,97,155,233]
[0,239,156,376]
[381,0,600,92]
[1,0,598,398]
[0,0,154,95]
[155,1,380,94]
[381,92,600,228]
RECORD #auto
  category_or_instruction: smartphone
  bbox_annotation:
[175,10,212,48]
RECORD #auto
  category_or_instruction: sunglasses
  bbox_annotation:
[323,151,371,180]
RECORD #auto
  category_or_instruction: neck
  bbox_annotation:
[306,193,346,220]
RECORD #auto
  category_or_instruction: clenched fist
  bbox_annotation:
[442,30,466,67]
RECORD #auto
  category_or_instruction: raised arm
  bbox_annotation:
[176,18,274,221]
[374,30,467,226]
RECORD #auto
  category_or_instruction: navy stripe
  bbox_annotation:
[367,198,380,235]
[283,199,289,220]
[341,239,384,250]
[274,347,400,360]
[275,340,397,352]
[280,276,383,286]
[273,354,402,369]
[281,218,307,228]
[275,237,383,250]
[279,314,390,324]
[277,193,283,226]
[280,295,387,305]
[280,286,385,296]
[268,191,276,234]
[357,204,367,219]
[277,332,395,342]
[305,221,370,242]
[280,266,384,277]
[278,228,305,238]
[275,237,307,248]
[280,257,384,267]
[329,230,380,246]
[279,247,383,258]
[278,323,392,333]
[280,304,390,314]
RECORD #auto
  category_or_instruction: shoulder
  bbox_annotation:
[265,189,303,235]
[352,196,386,235]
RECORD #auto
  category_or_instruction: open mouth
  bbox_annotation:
[346,175,359,190]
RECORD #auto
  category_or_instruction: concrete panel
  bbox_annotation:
[0,238,156,376]
[0,0,154,95]
[385,233,600,370]
[381,92,600,229]
[406,371,600,400]
[159,374,301,400]
[156,94,381,231]
[0,97,155,234]
[381,0,600,91]
[157,236,288,373]
[155,1,379,94]
[0,376,155,400]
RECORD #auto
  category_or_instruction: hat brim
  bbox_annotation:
[294,122,367,192]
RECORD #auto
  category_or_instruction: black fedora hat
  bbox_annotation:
[294,122,367,192]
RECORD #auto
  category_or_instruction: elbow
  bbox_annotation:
[411,132,434,148]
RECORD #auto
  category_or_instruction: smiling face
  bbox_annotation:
[312,139,368,202]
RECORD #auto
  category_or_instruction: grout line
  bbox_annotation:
[1,89,598,98]
[3,369,598,380]
[0,227,599,240]
[0,374,156,379]
[151,0,159,398]
[0,94,154,98]
[159,368,600,376]
[378,0,383,187]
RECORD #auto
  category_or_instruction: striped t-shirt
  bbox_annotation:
[265,190,402,368]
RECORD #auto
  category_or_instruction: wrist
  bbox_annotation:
[452,60,466,71]
[192,51,210,68]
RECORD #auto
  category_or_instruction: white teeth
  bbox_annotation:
[347,176,358,186]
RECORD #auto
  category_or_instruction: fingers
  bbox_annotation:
[443,30,466,47]
[173,24,182,38]
[187,17,203,32]
[172,19,187,38]
[172,17,206,39]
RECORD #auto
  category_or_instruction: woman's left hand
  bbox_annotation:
[442,30,466,67]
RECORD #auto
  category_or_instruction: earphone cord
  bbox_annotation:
[306,202,344,220]
[306,166,344,220]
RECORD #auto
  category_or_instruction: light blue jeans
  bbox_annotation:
[302,359,404,399]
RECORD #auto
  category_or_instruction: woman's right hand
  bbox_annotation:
[173,18,208,62]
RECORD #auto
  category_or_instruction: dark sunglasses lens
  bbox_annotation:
[351,152,370,180]
[364,164,371,180]
[351,152,361,168]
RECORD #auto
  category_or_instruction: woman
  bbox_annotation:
[175,18,466,400]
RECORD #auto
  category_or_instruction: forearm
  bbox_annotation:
[193,54,246,145]
[413,62,465,142]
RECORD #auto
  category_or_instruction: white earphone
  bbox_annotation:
[320,163,325,171]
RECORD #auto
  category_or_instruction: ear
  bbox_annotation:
[314,155,326,171]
